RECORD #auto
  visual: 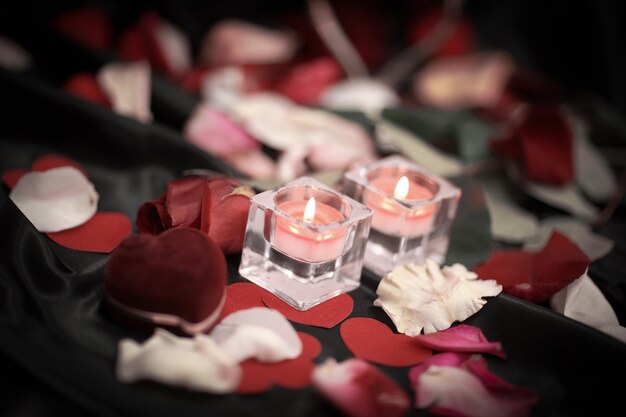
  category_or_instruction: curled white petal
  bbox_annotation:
[374,260,502,335]
[97,61,153,122]
[319,78,400,117]
[116,329,241,393]
[211,307,301,363]
[9,167,98,232]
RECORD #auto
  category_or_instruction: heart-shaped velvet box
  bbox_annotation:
[104,228,227,334]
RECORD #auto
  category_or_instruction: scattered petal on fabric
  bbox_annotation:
[224,149,277,180]
[97,60,153,122]
[275,57,343,105]
[340,318,432,367]
[312,358,410,417]
[480,175,538,243]
[414,324,505,358]
[105,228,227,332]
[31,154,87,175]
[211,307,302,363]
[320,78,400,117]
[411,354,537,417]
[408,5,474,58]
[47,212,132,253]
[413,52,514,110]
[0,35,32,71]
[375,120,463,177]
[523,181,599,220]
[153,17,192,75]
[65,73,112,106]
[524,216,613,261]
[2,169,28,189]
[53,4,112,50]
[474,231,589,303]
[236,332,321,394]
[568,112,618,202]
[116,329,241,393]
[200,19,298,66]
[9,167,99,233]
[183,103,260,156]
[374,260,502,335]
[491,105,574,186]
[230,93,376,180]
[201,66,247,111]
[551,273,626,343]
[263,292,353,329]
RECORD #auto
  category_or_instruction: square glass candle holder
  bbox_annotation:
[239,177,373,310]
[342,155,461,277]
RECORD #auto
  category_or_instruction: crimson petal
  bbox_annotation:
[47,212,132,253]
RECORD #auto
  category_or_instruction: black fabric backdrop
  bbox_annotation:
[2,1,626,416]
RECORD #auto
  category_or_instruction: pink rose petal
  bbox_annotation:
[414,325,505,359]
[410,353,537,417]
[312,358,410,417]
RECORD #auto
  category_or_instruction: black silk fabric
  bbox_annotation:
[2,69,626,417]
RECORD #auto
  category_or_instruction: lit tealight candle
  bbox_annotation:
[365,174,436,238]
[273,196,347,263]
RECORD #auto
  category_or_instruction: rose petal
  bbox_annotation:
[53,4,111,50]
[97,60,153,122]
[0,35,32,71]
[408,6,474,58]
[340,318,432,367]
[410,353,537,417]
[2,169,28,189]
[9,167,99,232]
[224,150,277,180]
[153,17,192,75]
[414,324,505,359]
[199,19,298,66]
[374,260,502,335]
[211,307,302,363]
[31,154,87,175]
[46,212,132,253]
[275,57,343,105]
[312,358,410,417]
[205,178,252,254]
[475,231,589,303]
[320,77,400,117]
[263,292,353,329]
[65,73,112,106]
[236,332,321,394]
[116,328,241,393]
[523,181,599,220]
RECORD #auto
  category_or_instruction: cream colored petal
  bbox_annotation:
[374,260,501,336]
[9,167,98,232]
[116,329,241,393]
[320,78,400,117]
[97,61,153,122]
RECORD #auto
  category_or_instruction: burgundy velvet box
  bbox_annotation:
[104,228,227,334]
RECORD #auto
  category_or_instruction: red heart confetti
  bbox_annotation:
[236,331,321,394]
[53,4,112,50]
[64,73,111,107]
[262,291,353,329]
[219,282,267,320]
[474,231,589,303]
[2,168,28,189]
[47,212,132,253]
[340,318,432,367]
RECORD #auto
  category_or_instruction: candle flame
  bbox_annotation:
[303,197,316,222]
[394,176,409,200]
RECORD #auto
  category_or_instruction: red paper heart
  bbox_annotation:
[105,228,227,333]
[263,292,353,329]
[474,231,589,303]
[236,332,321,394]
[2,168,28,189]
[47,212,132,253]
[340,318,432,367]
[219,282,267,320]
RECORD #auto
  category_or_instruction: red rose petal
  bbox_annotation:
[474,231,589,303]
[263,292,353,329]
[64,73,111,107]
[2,168,28,189]
[408,6,474,58]
[236,332,321,394]
[53,5,112,50]
[274,57,343,105]
[205,178,252,254]
[47,212,132,253]
[340,318,432,367]
[219,282,267,320]
[414,324,506,359]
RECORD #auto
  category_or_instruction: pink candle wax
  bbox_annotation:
[273,198,346,263]
[364,175,436,237]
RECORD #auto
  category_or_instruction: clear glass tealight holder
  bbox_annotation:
[239,177,373,310]
[342,155,461,277]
